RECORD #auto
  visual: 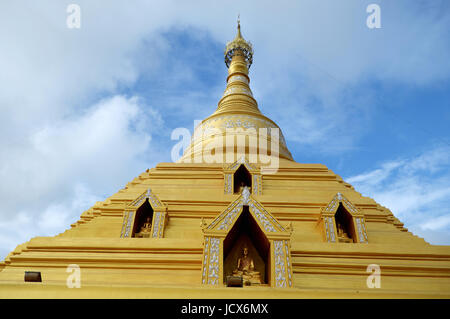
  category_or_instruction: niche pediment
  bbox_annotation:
[204,188,287,237]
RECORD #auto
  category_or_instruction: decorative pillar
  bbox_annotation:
[120,210,135,238]
[272,240,293,288]
[201,236,223,286]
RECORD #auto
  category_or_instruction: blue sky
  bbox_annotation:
[0,0,449,260]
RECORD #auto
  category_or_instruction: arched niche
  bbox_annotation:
[132,199,154,238]
[120,188,168,238]
[233,164,252,194]
[223,156,262,195]
[320,192,369,243]
[223,206,270,285]
[334,203,356,243]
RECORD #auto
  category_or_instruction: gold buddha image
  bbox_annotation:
[336,221,352,243]
[134,217,152,238]
[236,181,250,194]
[232,246,262,285]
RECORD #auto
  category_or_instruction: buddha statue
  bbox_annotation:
[232,246,262,285]
[237,181,251,194]
[134,216,152,238]
[336,221,352,243]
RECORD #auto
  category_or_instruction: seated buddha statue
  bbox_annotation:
[237,181,251,194]
[232,246,262,285]
[336,221,352,243]
[134,217,152,238]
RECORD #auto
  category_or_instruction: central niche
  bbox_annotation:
[233,164,252,194]
[132,199,154,238]
[223,206,270,286]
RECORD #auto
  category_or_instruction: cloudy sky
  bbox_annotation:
[0,0,449,259]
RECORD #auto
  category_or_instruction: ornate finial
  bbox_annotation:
[236,16,242,38]
[224,17,253,69]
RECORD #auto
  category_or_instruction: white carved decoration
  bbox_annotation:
[355,217,368,243]
[207,237,220,285]
[274,240,287,288]
[120,211,134,238]
[242,186,251,205]
[130,188,162,208]
[284,241,293,287]
[202,237,209,284]
[223,86,253,97]
[218,204,242,231]
[227,75,249,85]
[327,217,336,242]
[224,174,233,194]
[249,201,276,233]
[192,115,290,158]
[152,212,161,238]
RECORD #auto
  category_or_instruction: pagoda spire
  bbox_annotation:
[216,19,259,114]
[178,20,294,163]
[224,17,253,70]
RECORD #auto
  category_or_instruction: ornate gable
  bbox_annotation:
[206,188,285,234]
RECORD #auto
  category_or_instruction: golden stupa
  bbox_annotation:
[1,21,449,299]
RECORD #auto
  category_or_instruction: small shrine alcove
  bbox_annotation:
[201,189,293,288]
[223,156,263,195]
[334,203,356,243]
[319,192,369,243]
[131,199,154,238]
[120,188,168,238]
[233,164,252,194]
[223,206,270,285]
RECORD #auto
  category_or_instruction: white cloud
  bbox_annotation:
[421,215,450,231]
[0,183,101,259]
[346,145,450,244]
[2,1,449,152]
[0,95,162,206]
[346,161,405,186]
[0,95,164,259]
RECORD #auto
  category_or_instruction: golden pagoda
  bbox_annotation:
[1,21,450,299]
